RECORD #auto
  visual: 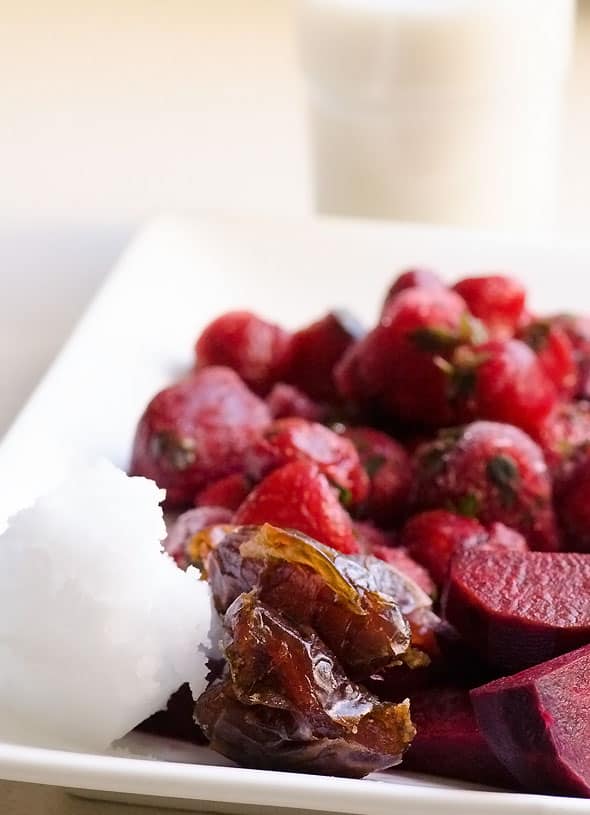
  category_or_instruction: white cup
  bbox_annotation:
[298,0,576,231]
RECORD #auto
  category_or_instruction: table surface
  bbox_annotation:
[2,1,590,812]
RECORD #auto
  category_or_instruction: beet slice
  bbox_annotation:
[402,687,517,789]
[471,645,590,797]
[443,549,590,672]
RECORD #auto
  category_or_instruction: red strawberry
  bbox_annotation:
[381,268,444,315]
[266,383,327,422]
[375,547,436,597]
[234,461,359,554]
[454,340,557,437]
[400,511,485,587]
[130,367,270,506]
[556,458,590,552]
[486,522,529,553]
[536,401,590,480]
[244,418,369,506]
[551,314,590,399]
[519,320,577,398]
[336,287,484,427]
[334,338,368,406]
[195,473,252,512]
[279,311,363,403]
[452,275,526,340]
[401,510,528,588]
[353,520,397,552]
[354,519,435,596]
[195,311,290,395]
[342,426,413,525]
[413,422,558,552]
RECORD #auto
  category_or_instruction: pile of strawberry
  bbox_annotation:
[132,270,590,564]
[131,270,590,797]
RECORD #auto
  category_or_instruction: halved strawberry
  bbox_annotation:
[244,418,369,506]
[234,460,358,554]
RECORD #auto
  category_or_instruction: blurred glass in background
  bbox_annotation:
[298,0,577,231]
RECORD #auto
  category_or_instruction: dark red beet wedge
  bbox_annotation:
[402,687,517,789]
[472,644,590,797]
[444,549,590,672]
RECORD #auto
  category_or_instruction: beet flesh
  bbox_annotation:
[471,644,590,797]
[443,550,590,672]
[402,687,516,789]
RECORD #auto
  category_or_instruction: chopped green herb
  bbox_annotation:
[410,326,462,353]
[454,492,480,518]
[337,486,353,507]
[486,454,520,508]
[365,455,386,477]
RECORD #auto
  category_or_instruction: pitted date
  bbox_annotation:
[195,593,415,777]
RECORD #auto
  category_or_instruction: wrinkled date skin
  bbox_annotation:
[195,593,415,777]
[348,552,439,656]
[207,524,414,679]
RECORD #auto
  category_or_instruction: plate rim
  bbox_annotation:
[0,741,587,815]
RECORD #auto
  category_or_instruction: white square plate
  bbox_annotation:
[0,215,589,814]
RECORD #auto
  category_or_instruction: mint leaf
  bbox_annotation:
[454,493,480,518]
[486,454,520,508]
[365,455,386,477]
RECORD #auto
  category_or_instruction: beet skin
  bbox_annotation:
[402,687,516,789]
[444,549,590,672]
[472,644,590,797]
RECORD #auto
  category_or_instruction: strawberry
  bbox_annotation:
[279,311,364,403]
[413,422,559,552]
[195,473,252,512]
[453,340,557,437]
[556,458,590,552]
[130,367,270,506]
[485,522,529,553]
[244,418,369,506]
[354,519,435,596]
[336,287,484,427]
[195,311,290,395]
[519,320,577,398]
[536,401,590,480]
[381,268,444,315]
[374,547,436,597]
[452,275,526,340]
[401,511,485,587]
[400,509,528,588]
[266,383,327,422]
[234,460,359,554]
[341,426,413,525]
[551,314,590,399]
[353,520,397,552]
